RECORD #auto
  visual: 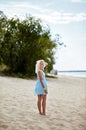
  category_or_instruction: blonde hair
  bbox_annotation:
[35,59,47,74]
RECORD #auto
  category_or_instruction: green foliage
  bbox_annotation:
[0,12,57,77]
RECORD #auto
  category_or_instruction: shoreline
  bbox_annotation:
[58,71,86,78]
[0,75,86,130]
[57,74,86,79]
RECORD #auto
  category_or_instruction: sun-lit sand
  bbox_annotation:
[0,75,86,130]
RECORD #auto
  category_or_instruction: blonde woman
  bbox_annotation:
[34,59,48,115]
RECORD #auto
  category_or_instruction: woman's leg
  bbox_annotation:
[37,95,42,114]
[42,95,46,115]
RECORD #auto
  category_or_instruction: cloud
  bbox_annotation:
[71,0,86,3]
[0,1,41,10]
[12,2,41,10]
[34,11,86,24]
[0,1,86,24]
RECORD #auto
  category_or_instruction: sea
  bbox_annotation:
[58,71,86,78]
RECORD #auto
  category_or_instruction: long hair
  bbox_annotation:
[35,59,47,74]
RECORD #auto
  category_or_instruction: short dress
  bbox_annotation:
[34,70,48,95]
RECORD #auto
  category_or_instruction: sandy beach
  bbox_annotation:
[0,75,86,130]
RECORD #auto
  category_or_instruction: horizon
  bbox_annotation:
[51,68,86,71]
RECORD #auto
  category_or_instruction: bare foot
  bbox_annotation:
[42,113,46,115]
[39,112,43,115]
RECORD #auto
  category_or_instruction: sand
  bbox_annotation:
[0,75,86,130]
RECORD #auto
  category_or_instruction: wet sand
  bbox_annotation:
[0,75,86,130]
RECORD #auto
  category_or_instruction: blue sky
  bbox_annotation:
[0,0,86,70]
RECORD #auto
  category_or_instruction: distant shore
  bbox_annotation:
[0,75,86,130]
[58,70,86,72]
[58,71,86,78]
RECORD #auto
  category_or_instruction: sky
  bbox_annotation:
[0,0,86,70]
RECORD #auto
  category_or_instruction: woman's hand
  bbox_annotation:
[43,87,48,94]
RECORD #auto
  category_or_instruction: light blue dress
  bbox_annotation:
[34,70,48,95]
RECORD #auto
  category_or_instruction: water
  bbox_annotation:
[58,71,86,78]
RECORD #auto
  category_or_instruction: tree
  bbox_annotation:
[0,11,7,64]
[0,13,57,76]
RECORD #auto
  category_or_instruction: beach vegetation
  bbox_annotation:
[0,11,63,78]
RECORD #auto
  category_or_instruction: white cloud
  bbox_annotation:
[0,1,86,24]
[71,0,86,3]
[12,2,41,10]
[34,11,86,24]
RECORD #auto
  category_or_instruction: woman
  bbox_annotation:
[34,59,48,115]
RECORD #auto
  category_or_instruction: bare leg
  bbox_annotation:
[37,95,42,115]
[42,95,46,115]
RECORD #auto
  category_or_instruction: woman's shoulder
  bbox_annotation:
[37,70,45,75]
[37,69,42,74]
[38,69,43,72]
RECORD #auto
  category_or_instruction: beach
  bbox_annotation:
[0,75,86,130]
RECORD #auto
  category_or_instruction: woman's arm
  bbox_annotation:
[38,71,47,93]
